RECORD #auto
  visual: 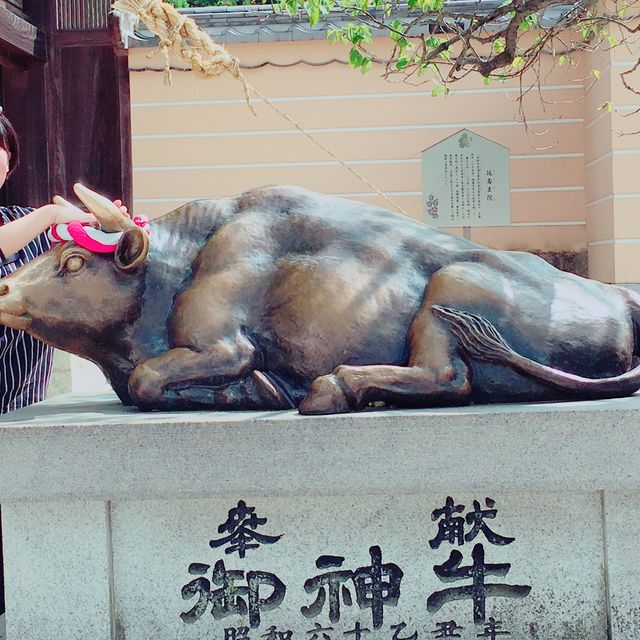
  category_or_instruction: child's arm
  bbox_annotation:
[0,204,96,258]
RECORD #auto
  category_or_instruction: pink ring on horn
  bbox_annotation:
[66,221,121,253]
[48,215,151,253]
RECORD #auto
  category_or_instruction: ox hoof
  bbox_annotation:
[299,375,351,415]
[128,365,164,407]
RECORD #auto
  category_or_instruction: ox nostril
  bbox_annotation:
[0,284,8,296]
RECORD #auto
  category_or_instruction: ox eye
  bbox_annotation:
[60,254,86,275]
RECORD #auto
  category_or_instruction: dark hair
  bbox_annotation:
[0,112,20,178]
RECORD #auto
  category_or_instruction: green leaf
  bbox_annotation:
[608,35,619,47]
[432,85,445,97]
[349,47,364,67]
[483,75,491,85]
[418,62,436,76]
[519,14,538,31]
[580,20,600,40]
[558,55,566,66]
[308,5,320,25]
[343,23,372,45]
[492,38,506,53]
[360,57,373,73]
[592,69,601,80]
[396,56,410,70]
[389,18,403,42]
[276,0,295,15]
[512,56,525,70]
[327,27,345,43]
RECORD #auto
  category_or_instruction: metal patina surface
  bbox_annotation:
[0,184,638,414]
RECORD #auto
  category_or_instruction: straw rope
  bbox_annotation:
[111,0,409,216]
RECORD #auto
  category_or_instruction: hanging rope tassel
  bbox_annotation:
[112,0,255,107]
[111,0,409,217]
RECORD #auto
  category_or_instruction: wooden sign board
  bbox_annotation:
[421,130,510,228]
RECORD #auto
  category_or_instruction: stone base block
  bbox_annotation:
[0,392,638,639]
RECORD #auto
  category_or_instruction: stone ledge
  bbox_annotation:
[0,391,639,501]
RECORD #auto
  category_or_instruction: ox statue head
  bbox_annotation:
[0,185,150,361]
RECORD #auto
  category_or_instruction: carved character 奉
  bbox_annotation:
[0,183,638,414]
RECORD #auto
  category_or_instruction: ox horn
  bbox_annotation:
[73,183,135,232]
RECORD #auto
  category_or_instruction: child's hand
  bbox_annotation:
[51,194,129,224]
[113,199,131,218]
[44,204,97,227]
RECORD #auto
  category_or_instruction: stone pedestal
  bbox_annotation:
[1,392,639,640]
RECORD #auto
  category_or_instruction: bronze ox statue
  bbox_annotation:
[0,183,638,414]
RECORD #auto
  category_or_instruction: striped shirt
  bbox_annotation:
[0,206,53,413]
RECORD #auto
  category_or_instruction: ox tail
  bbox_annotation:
[432,304,640,399]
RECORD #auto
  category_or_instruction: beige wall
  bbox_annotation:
[130,38,608,269]
[584,25,640,283]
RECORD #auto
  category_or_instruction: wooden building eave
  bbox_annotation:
[0,4,45,64]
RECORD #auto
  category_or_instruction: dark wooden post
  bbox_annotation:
[0,0,132,209]
[0,2,49,207]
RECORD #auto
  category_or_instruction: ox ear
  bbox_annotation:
[115,227,149,272]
